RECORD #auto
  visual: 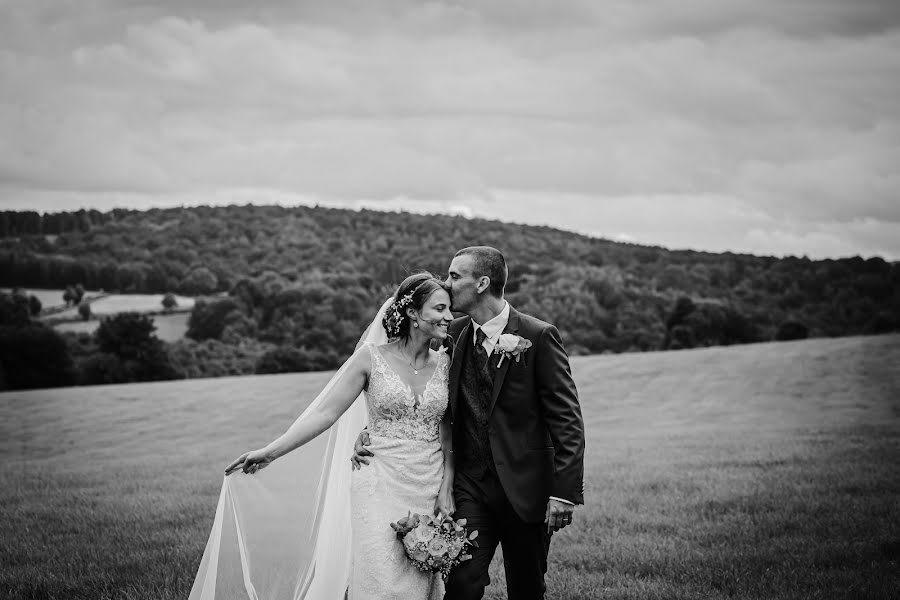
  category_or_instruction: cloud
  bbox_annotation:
[744,219,900,260]
[0,0,898,259]
[673,0,900,38]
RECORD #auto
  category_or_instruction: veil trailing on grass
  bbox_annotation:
[188,298,392,600]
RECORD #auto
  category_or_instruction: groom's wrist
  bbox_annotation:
[549,496,574,506]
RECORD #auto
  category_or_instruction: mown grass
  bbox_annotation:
[48,294,195,321]
[2,334,898,599]
[54,313,190,342]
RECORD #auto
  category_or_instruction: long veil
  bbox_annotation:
[188,298,392,600]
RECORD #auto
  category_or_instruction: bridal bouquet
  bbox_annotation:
[390,512,479,580]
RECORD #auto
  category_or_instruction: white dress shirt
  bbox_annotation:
[471,302,574,508]
[471,301,510,355]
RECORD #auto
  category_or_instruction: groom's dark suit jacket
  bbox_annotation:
[446,305,585,523]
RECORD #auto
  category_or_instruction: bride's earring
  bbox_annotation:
[413,320,419,328]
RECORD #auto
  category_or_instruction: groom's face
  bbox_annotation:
[445,254,479,313]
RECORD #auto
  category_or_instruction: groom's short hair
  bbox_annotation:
[455,246,507,298]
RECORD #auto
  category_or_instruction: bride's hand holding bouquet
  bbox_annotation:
[434,481,455,518]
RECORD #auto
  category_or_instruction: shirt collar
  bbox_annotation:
[472,301,510,344]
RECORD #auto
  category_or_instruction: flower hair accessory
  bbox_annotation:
[383,280,428,338]
[493,334,532,367]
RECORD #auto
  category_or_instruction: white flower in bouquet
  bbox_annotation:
[413,522,436,543]
[403,534,419,551]
[447,538,463,559]
[428,537,449,557]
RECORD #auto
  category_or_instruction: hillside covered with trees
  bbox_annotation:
[0,204,897,389]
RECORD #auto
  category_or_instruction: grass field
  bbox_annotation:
[49,294,196,321]
[1,335,898,599]
[54,313,191,343]
[1,288,101,310]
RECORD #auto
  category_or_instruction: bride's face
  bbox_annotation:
[415,288,453,340]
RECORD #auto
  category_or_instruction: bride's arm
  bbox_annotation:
[226,347,371,474]
[436,409,456,516]
[264,348,370,460]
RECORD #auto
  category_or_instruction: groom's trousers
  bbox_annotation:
[444,469,552,600]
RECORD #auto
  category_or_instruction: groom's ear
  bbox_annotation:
[476,276,491,295]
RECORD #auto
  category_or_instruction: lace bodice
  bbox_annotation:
[364,343,450,443]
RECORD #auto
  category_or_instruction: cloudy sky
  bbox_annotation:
[1,0,898,259]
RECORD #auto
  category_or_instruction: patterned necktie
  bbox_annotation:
[474,327,489,372]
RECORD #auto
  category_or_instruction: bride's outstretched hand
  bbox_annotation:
[225,449,272,476]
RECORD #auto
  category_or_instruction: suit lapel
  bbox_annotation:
[488,307,520,416]
[448,319,472,420]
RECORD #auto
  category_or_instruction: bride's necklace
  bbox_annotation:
[399,346,427,375]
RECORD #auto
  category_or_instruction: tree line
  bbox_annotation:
[0,209,115,237]
[0,290,180,390]
[0,204,897,389]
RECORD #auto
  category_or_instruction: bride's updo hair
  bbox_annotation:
[382,272,449,340]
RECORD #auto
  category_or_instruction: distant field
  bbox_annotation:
[1,335,898,599]
[49,293,196,320]
[0,288,101,309]
[54,313,191,342]
[2,288,196,319]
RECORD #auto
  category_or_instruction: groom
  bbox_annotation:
[357,246,585,600]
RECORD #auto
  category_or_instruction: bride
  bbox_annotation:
[189,273,456,600]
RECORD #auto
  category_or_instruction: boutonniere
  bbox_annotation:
[493,334,533,367]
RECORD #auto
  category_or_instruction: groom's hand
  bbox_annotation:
[545,498,575,533]
[350,430,373,470]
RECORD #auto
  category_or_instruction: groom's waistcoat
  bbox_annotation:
[456,336,496,478]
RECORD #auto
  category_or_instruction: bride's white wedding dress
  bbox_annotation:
[349,342,449,599]
[188,297,450,600]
